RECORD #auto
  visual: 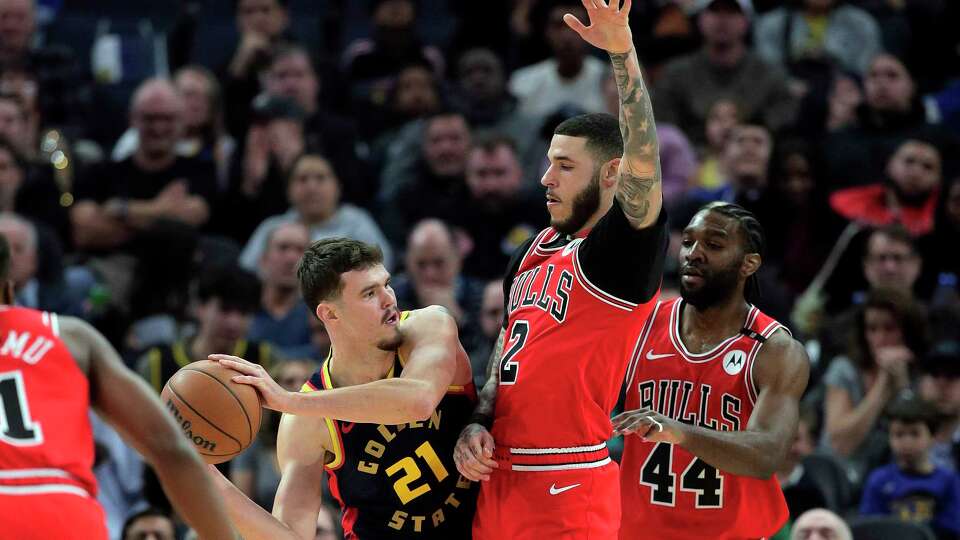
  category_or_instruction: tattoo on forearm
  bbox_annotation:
[475,329,505,417]
[609,49,661,223]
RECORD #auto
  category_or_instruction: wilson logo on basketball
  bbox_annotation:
[166,399,218,452]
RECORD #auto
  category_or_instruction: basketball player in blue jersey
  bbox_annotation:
[209,238,478,539]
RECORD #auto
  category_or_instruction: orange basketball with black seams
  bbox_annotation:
[160,359,262,464]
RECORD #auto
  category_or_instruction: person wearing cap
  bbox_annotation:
[653,0,797,145]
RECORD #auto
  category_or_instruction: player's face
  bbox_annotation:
[335,265,402,351]
[678,211,750,309]
[541,134,603,236]
[889,420,933,471]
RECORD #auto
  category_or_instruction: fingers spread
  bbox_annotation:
[563,13,589,34]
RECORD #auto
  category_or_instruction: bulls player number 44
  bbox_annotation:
[640,442,722,508]
[498,320,529,385]
[0,370,43,446]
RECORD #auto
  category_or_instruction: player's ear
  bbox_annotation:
[741,253,761,278]
[317,303,337,324]
[601,157,620,188]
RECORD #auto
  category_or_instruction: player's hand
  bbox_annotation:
[209,354,293,413]
[612,408,685,445]
[563,0,634,55]
[454,423,498,481]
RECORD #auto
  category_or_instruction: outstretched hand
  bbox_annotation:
[563,0,634,54]
[209,354,293,413]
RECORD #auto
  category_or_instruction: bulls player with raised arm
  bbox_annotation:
[614,203,810,539]
[0,238,238,539]
[453,1,668,537]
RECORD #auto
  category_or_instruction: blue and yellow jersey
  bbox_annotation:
[301,311,478,538]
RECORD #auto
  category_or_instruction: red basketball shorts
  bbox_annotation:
[0,491,108,540]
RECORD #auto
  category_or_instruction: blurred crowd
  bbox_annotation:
[4,0,960,538]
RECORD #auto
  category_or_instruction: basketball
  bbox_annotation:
[160,360,262,464]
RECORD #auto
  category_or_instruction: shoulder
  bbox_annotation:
[339,204,378,225]
[823,356,858,385]
[864,463,896,487]
[754,329,810,391]
[277,412,332,464]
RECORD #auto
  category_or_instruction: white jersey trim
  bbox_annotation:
[0,483,90,498]
[0,468,72,480]
[512,457,612,472]
[625,301,662,388]
[509,442,607,455]
[668,300,759,363]
[571,243,637,312]
[745,321,790,405]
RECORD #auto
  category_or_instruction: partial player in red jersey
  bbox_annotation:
[0,236,237,540]
[615,203,810,540]
[453,1,669,538]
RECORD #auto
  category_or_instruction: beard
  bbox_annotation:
[679,260,742,310]
[553,170,601,236]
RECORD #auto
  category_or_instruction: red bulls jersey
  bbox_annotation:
[0,306,97,499]
[492,224,661,466]
[619,298,789,540]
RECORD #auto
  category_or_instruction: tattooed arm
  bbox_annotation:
[565,0,662,229]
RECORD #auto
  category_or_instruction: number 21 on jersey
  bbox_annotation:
[498,320,529,385]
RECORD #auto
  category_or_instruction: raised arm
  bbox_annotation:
[214,306,464,424]
[209,413,329,540]
[565,0,662,229]
[614,331,810,478]
[61,317,238,540]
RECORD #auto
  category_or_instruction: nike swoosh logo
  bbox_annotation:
[549,483,581,495]
[646,350,674,361]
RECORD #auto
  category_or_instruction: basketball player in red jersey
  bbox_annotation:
[615,202,810,540]
[207,238,478,539]
[453,1,668,538]
[0,236,238,540]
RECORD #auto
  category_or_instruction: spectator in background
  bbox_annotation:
[114,66,236,191]
[70,78,216,324]
[860,396,960,539]
[222,0,292,137]
[0,0,87,132]
[692,99,739,192]
[917,341,960,472]
[821,288,928,485]
[601,67,696,208]
[138,265,279,394]
[822,53,947,187]
[342,0,444,111]
[0,135,68,245]
[391,219,484,349]
[452,48,543,181]
[248,222,314,358]
[754,0,881,79]
[261,45,371,207]
[790,508,852,540]
[231,359,318,511]
[240,153,390,270]
[508,1,606,118]
[919,175,960,300]
[380,110,471,248]
[776,407,830,529]
[0,212,84,316]
[468,279,504,389]
[365,60,442,152]
[653,0,797,145]
[0,92,31,159]
[686,123,774,215]
[221,94,306,242]
[121,507,175,540]
[454,135,544,279]
[830,138,942,237]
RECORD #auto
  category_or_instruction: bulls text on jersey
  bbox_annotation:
[506,263,574,323]
[635,380,743,432]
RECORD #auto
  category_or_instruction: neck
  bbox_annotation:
[328,336,396,387]
[576,197,615,236]
[299,209,335,228]
[705,42,745,68]
[262,283,298,317]
[680,295,751,350]
[898,457,934,475]
[133,149,176,172]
